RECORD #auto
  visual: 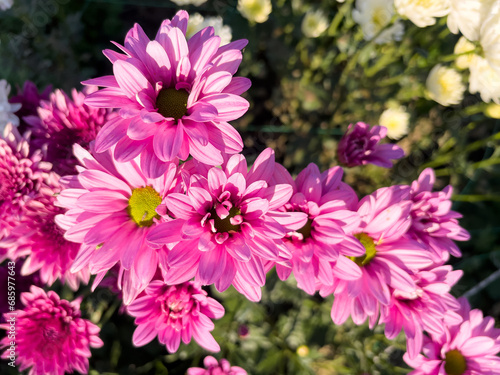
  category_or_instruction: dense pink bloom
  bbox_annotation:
[188,356,247,375]
[274,163,363,295]
[9,80,52,132]
[0,286,103,375]
[84,10,250,178]
[127,281,224,353]
[404,298,500,375]
[56,144,181,304]
[409,168,470,263]
[379,265,463,359]
[24,86,111,175]
[147,149,303,301]
[1,171,90,290]
[0,124,50,247]
[319,186,434,327]
[337,122,404,168]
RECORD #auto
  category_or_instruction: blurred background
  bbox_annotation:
[1,0,499,374]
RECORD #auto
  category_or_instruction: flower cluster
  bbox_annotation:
[0,9,496,375]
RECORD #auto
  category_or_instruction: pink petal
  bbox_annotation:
[94,116,130,153]
[201,93,249,121]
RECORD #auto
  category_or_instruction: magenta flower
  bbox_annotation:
[404,298,500,375]
[274,163,363,295]
[127,281,224,353]
[2,171,90,290]
[319,186,434,327]
[9,80,52,132]
[0,286,103,375]
[0,124,50,247]
[84,10,250,178]
[188,356,247,375]
[23,86,111,175]
[147,149,303,301]
[56,144,181,304]
[379,265,463,359]
[409,168,470,263]
[337,122,404,168]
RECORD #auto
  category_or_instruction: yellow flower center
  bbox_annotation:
[127,186,162,227]
[348,233,377,266]
[156,88,189,120]
[372,8,389,29]
[444,350,467,375]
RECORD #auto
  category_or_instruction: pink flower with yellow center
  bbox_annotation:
[56,144,181,304]
[84,10,250,178]
[319,186,434,327]
[404,298,500,375]
[147,149,304,302]
[127,281,224,353]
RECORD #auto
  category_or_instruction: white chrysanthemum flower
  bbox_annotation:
[479,3,500,76]
[238,0,272,23]
[302,9,329,38]
[186,13,232,46]
[454,37,478,70]
[394,0,450,28]
[379,106,410,139]
[352,0,404,44]
[447,0,496,41]
[171,0,207,6]
[469,56,500,104]
[0,0,13,11]
[0,79,21,134]
[426,64,465,106]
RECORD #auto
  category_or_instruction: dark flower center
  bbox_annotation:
[444,350,467,375]
[156,88,189,120]
[348,233,377,266]
[296,218,313,240]
[127,186,162,227]
[211,206,241,233]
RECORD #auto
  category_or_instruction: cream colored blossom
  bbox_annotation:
[0,79,21,134]
[352,0,404,44]
[379,106,410,139]
[447,0,496,41]
[426,65,465,106]
[469,56,500,104]
[485,103,500,118]
[301,9,329,38]
[479,2,500,76]
[454,37,478,70]
[238,0,272,23]
[171,0,207,6]
[395,0,450,28]
[186,13,232,46]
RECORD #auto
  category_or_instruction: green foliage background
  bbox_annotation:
[1,0,499,374]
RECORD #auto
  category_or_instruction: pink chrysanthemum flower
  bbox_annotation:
[24,86,111,175]
[147,149,303,301]
[319,186,434,327]
[404,298,500,375]
[379,265,463,359]
[337,122,405,168]
[84,10,250,178]
[2,171,90,290]
[9,80,52,131]
[273,163,363,295]
[127,281,224,353]
[0,124,50,246]
[188,356,247,375]
[409,168,470,263]
[56,144,181,304]
[0,286,103,375]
